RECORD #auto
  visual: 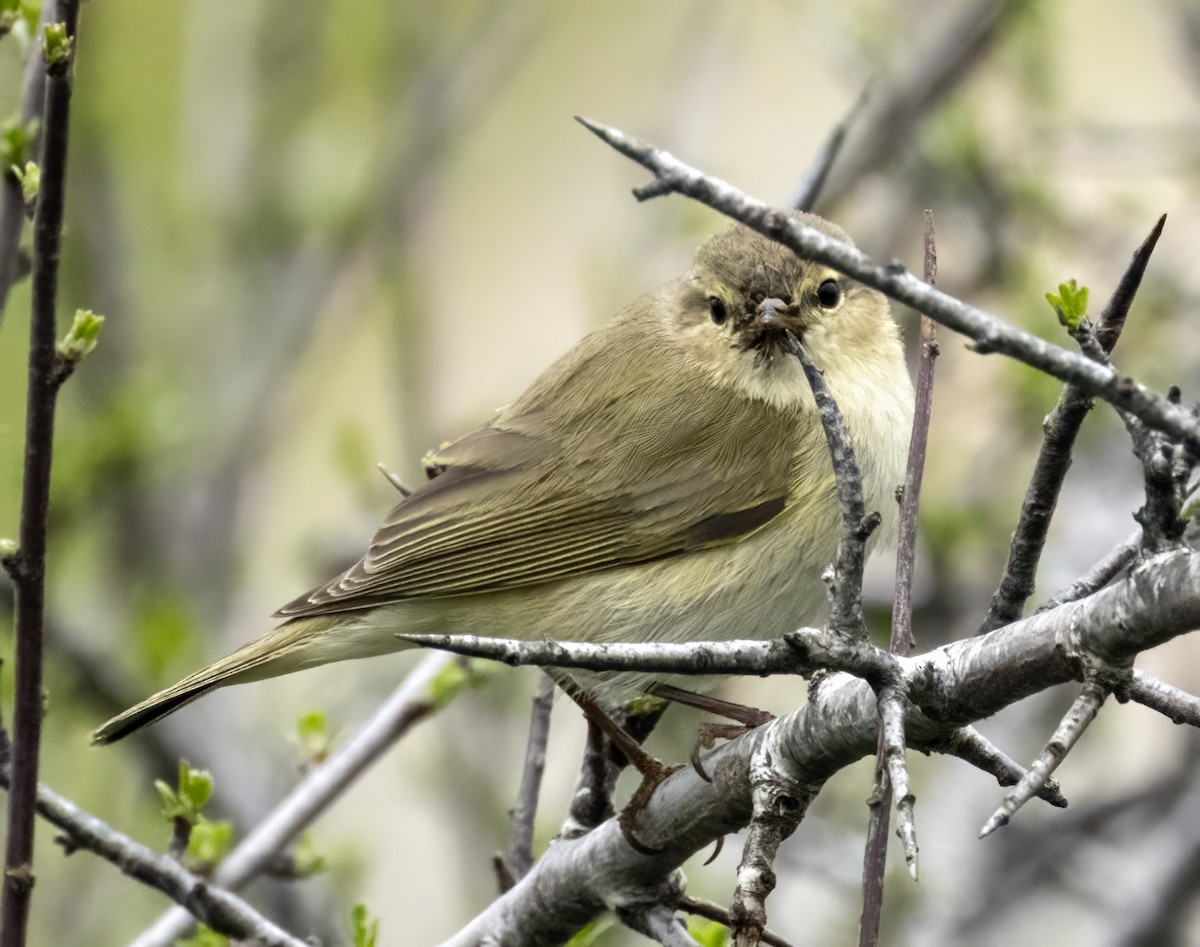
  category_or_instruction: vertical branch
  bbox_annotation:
[1,5,82,945]
[495,673,555,888]
[858,211,939,947]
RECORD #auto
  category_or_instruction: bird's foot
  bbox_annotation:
[649,682,775,783]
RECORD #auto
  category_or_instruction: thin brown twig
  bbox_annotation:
[858,210,939,946]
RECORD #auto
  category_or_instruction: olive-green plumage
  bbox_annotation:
[92,214,913,745]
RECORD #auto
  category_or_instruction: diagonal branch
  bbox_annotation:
[129,651,455,947]
[0,749,304,946]
[980,215,1167,633]
[574,117,1199,448]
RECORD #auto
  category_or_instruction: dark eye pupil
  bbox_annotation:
[708,296,727,324]
[817,279,840,308]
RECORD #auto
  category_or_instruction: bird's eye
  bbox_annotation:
[708,296,728,325]
[816,279,841,309]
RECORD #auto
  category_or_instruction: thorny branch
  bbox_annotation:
[981,215,1167,633]
[442,549,1200,944]
[575,116,1200,449]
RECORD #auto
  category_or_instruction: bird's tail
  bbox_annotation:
[90,615,345,745]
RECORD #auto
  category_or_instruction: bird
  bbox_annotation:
[92,213,914,746]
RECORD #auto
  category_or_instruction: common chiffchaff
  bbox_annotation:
[93,213,914,745]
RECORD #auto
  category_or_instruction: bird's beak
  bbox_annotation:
[754,297,805,340]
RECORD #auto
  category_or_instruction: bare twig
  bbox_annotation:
[859,211,938,945]
[981,215,1167,632]
[2,6,83,943]
[678,896,796,947]
[933,725,1067,808]
[401,633,808,676]
[1120,669,1200,728]
[790,82,869,213]
[820,0,1034,209]
[497,673,555,886]
[788,338,877,638]
[1039,530,1140,611]
[979,678,1113,838]
[1123,387,1194,554]
[574,118,1200,448]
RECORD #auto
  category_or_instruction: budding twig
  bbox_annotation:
[981,215,1166,633]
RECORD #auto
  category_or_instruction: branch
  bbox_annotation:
[859,210,939,946]
[130,652,454,947]
[2,6,83,944]
[0,751,304,946]
[495,673,555,887]
[443,551,1200,943]
[980,215,1167,632]
[574,117,1200,448]
[790,82,869,212]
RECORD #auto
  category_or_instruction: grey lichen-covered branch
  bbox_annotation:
[574,117,1200,449]
[442,549,1200,944]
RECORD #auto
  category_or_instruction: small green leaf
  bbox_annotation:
[295,710,332,763]
[10,159,36,202]
[186,819,233,870]
[350,904,380,947]
[176,926,228,947]
[428,657,499,709]
[0,117,38,175]
[1045,278,1088,333]
[289,832,328,878]
[156,761,214,825]
[689,917,730,947]
[56,308,104,363]
[42,21,71,70]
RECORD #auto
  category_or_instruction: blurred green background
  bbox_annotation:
[1,0,1199,944]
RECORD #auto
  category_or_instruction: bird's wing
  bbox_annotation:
[275,322,805,618]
